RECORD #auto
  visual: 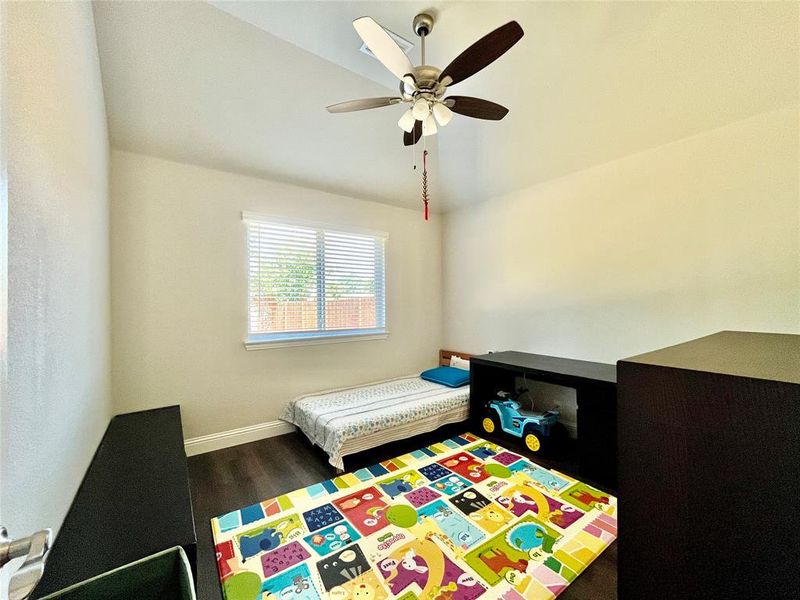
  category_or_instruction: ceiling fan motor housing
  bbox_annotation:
[402,65,443,97]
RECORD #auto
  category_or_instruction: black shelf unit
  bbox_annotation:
[470,350,617,488]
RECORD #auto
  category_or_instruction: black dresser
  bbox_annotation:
[617,331,800,599]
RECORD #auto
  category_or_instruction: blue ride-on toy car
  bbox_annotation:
[482,392,560,453]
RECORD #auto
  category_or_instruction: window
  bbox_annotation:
[244,213,387,348]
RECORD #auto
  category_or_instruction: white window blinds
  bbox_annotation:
[245,214,387,345]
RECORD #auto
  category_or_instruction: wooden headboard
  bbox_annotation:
[439,349,474,367]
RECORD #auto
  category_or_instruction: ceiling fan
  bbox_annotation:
[326,13,524,146]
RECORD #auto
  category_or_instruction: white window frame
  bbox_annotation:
[242,212,389,350]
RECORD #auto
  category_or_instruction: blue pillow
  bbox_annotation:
[420,366,470,388]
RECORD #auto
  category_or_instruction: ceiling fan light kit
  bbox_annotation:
[422,113,437,137]
[412,97,431,120]
[326,13,524,217]
[432,102,453,126]
[397,108,416,133]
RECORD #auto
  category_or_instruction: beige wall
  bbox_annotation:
[2,2,111,534]
[110,150,442,439]
[443,106,800,420]
[110,107,799,441]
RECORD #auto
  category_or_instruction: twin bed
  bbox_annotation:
[281,350,472,470]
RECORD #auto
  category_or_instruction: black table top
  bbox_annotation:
[471,350,617,386]
[33,406,196,597]
[620,331,800,385]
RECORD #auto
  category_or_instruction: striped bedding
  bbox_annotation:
[281,375,470,470]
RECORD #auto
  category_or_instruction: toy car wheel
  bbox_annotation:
[524,432,541,452]
[482,414,499,434]
[523,424,543,452]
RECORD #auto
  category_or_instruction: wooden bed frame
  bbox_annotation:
[439,348,474,366]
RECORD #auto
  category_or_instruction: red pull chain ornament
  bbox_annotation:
[422,149,430,221]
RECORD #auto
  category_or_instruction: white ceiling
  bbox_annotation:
[93,1,798,211]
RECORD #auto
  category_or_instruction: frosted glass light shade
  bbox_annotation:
[397,108,416,132]
[422,114,437,136]
[432,102,453,126]
[412,98,430,120]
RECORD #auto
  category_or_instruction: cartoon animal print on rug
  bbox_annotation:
[304,522,361,557]
[430,475,472,496]
[377,471,425,499]
[498,475,585,530]
[450,489,491,516]
[216,540,235,580]
[562,482,613,513]
[508,460,571,493]
[261,563,321,600]
[330,569,389,600]
[416,500,485,551]
[468,504,514,534]
[438,452,490,483]
[378,538,485,600]
[236,514,304,561]
[333,487,389,536]
[496,487,584,529]
[466,442,500,460]
[316,544,371,591]
[465,516,561,587]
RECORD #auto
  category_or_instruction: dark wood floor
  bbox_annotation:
[188,425,617,600]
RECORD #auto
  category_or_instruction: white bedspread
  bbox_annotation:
[281,375,470,469]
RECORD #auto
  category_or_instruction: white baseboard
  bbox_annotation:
[185,419,296,456]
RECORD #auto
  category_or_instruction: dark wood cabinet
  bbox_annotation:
[617,331,800,599]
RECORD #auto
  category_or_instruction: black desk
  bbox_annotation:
[33,406,197,597]
[470,351,617,487]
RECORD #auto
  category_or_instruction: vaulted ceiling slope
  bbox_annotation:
[93,1,798,211]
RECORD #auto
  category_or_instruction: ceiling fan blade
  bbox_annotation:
[403,120,422,146]
[326,97,402,113]
[444,96,509,120]
[353,17,414,81]
[439,21,524,87]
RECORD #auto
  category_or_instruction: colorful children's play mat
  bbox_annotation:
[212,433,617,600]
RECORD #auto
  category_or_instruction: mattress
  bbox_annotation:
[281,375,470,470]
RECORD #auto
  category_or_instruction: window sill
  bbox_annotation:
[244,330,389,351]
